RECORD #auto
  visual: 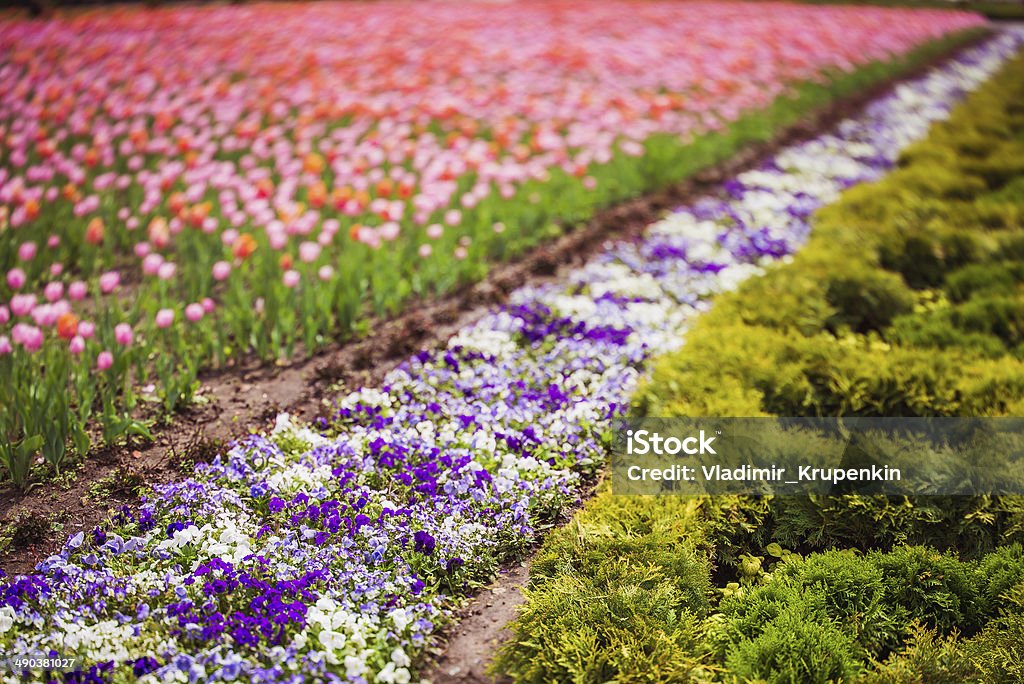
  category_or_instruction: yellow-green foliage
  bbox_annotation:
[491,486,714,683]
[636,52,1024,421]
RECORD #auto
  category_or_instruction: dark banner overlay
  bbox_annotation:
[610,418,1024,496]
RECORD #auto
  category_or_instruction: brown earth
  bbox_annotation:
[0,31,988,595]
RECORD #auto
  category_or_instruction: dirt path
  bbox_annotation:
[0,31,990,581]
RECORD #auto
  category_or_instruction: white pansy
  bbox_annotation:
[448,327,518,357]
[345,655,367,679]
[391,647,411,667]
[0,606,15,633]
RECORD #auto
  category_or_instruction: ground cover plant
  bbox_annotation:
[0,1,986,488]
[1,26,1019,684]
[494,33,1024,684]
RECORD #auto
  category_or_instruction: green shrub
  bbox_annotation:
[492,489,715,683]
[770,495,1024,558]
[863,624,981,684]
[883,235,946,290]
[949,296,1024,347]
[888,313,1008,358]
[960,584,1024,683]
[962,143,1024,190]
[723,602,863,684]
[871,546,983,635]
[710,579,823,658]
[944,263,1024,303]
[494,573,711,683]
[778,550,900,653]
[976,543,1024,610]
[825,267,915,334]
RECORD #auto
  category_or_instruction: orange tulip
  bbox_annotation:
[189,202,212,228]
[232,233,258,260]
[331,186,353,210]
[148,217,170,248]
[308,182,327,209]
[375,178,393,198]
[85,217,105,245]
[168,192,187,216]
[24,198,40,220]
[255,178,274,199]
[303,153,325,175]
[56,312,79,341]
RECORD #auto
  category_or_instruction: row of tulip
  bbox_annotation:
[0,1,986,486]
[1,26,1019,684]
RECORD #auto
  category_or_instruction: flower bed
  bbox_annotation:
[1,25,1020,684]
[0,1,985,486]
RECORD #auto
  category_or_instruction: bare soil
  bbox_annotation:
[0,31,987,606]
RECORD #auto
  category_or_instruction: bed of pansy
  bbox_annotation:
[1,28,1021,684]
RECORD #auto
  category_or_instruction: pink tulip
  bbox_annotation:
[378,222,400,242]
[155,309,175,329]
[185,303,204,322]
[454,246,468,261]
[318,265,335,281]
[44,282,64,303]
[10,294,35,317]
[269,231,288,250]
[201,297,216,314]
[18,242,36,262]
[99,271,121,294]
[418,244,432,258]
[68,281,88,301]
[96,350,114,371]
[10,323,28,345]
[212,261,231,281]
[282,270,300,288]
[221,229,240,247]
[426,224,444,240]
[6,268,26,290]
[0,335,11,355]
[77,321,96,339]
[298,241,321,263]
[0,306,8,324]
[356,226,379,248]
[114,323,133,346]
[69,335,85,355]
[157,262,177,280]
[444,210,462,226]
[31,304,59,327]
[14,324,43,352]
[142,254,164,276]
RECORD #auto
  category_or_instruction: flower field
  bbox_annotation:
[0,1,986,487]
[1,4,1022,680]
